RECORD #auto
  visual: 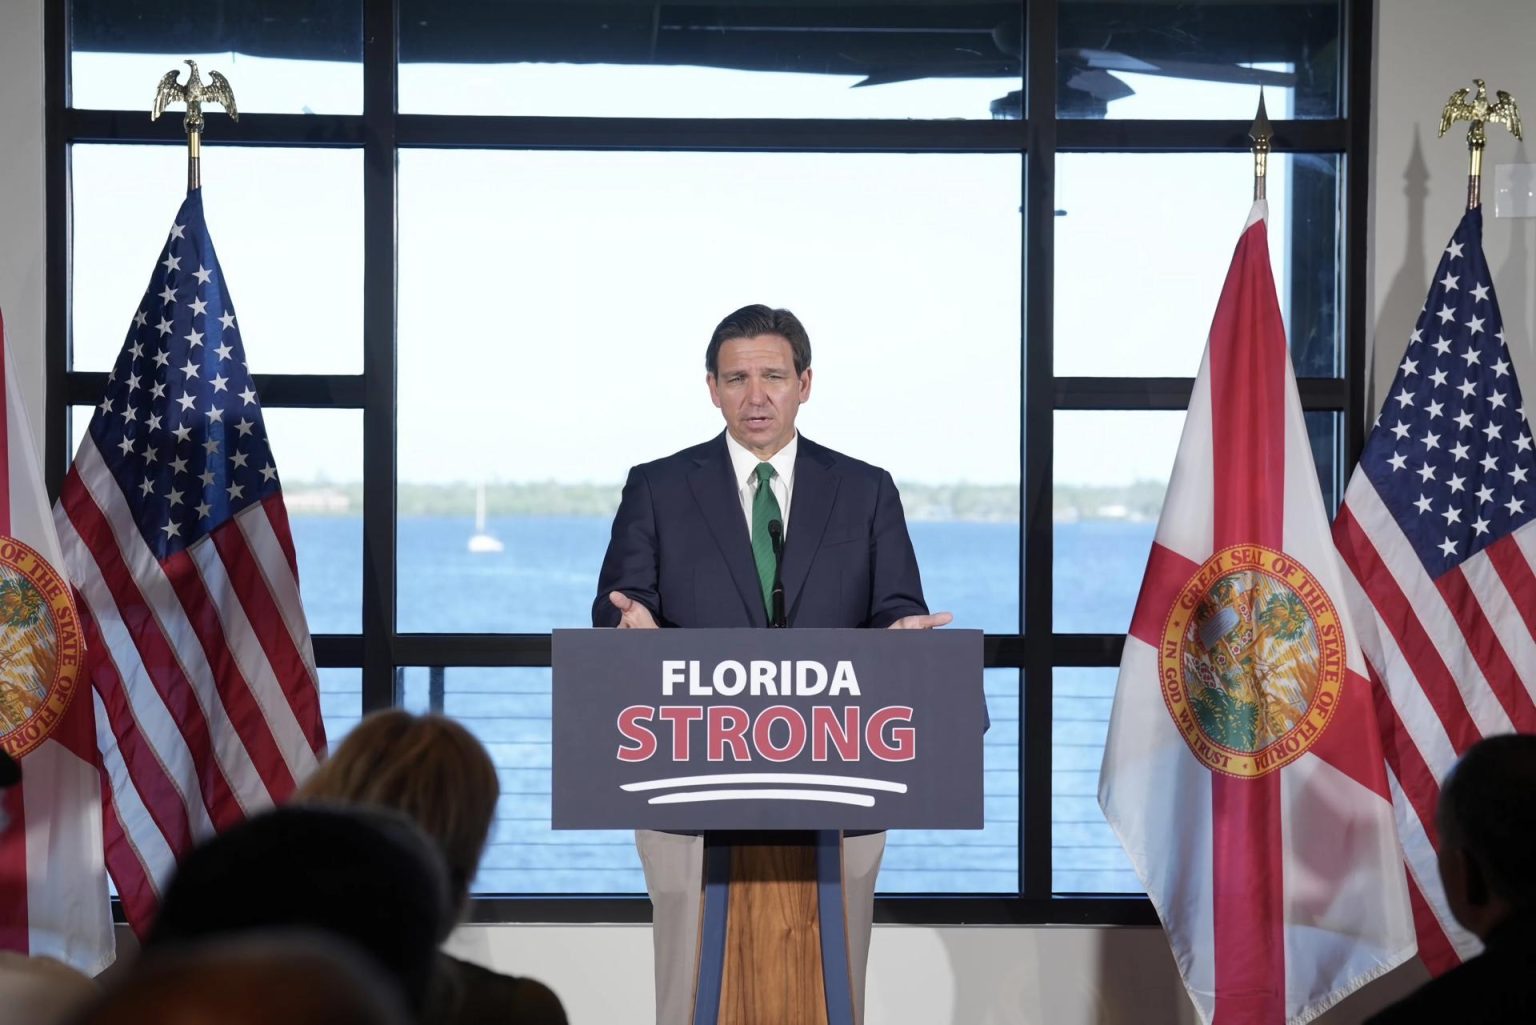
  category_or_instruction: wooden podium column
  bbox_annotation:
[696,834,854,1025]
[719,842,827,1024]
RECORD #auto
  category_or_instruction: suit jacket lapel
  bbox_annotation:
[687,433,767,627]
[782,438,837,622]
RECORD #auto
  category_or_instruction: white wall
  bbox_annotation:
[14,0,1534,1020]
[1370,0,1536,412]
[444,922,1427,1025]
[0,0,46,457]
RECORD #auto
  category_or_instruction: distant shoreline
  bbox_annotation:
[282,480,1168,524]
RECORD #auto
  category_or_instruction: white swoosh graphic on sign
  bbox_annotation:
[621,773,907,793]
[646,789,876,807]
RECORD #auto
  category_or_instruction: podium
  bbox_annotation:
[553,628,985,1025]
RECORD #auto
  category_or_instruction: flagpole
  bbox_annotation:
[1438,78,1522,210]
[149,59,239,192]
[1249,91,1272,201]
[187,128,202,192]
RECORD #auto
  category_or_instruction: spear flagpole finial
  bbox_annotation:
[1249,89,1273,202]
[150,59,239,192]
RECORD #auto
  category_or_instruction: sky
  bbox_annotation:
[69,50,1306,489]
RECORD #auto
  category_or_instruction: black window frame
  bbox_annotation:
[45,0,1373,926]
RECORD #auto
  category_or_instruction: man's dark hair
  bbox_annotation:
[145,805,452,1012]
[704,304,812,376]
[1438,732,1536,909]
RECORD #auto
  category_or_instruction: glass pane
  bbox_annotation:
[70,0,362,113]
[397,151,1021,633]
[1054,409,1343,634]
[1057,1,1341,119]
[70,406,363,634]
[318,668,363,746]
[882,668,1017,893]
[399,2,1021,119]
[909,519,1018,635]
[1053,667,1140,893]
[1306,410,1343,515]
[71,146,364,374]
[1054,153,1342,378]
[1054,410,1181,634]
[269,410,364,635]
[396,667,644,894]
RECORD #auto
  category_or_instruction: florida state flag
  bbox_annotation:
[1098,204,1414,1024]
[0,311,113,972]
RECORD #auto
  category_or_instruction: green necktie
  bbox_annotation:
[751,462,782,617]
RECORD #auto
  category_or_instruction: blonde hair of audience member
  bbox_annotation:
[298,710,499,913]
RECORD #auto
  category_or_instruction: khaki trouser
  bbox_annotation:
[635,829,886,1025]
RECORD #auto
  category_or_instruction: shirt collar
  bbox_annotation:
[724,430,798,490]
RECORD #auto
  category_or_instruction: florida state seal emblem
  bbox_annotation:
[0,536,83,760]
[1160,544,1345,778]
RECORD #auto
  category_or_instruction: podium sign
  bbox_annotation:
[551,628,985,830]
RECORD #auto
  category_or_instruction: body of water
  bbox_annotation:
[290,515,1155,896]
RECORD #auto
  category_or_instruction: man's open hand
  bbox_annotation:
[887,611,954,630]
[609,591,659,629]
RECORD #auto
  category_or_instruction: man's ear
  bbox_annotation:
[799,367,813,402]
[706,372,722,409]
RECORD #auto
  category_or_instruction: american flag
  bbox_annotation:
[52,189,325,934]
[1333,206,1536,973]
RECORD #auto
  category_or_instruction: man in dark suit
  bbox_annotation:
[592,304,949,1024]
[1365,733,1536,1025]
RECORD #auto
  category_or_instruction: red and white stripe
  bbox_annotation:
[54,431,322,933]
[0,311,114,973]
[1333,465,1536,971]
[1100,204,1416,1025]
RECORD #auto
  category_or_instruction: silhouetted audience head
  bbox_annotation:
[1436,732,1536,939]
[295,712,569,1025]
[0,951,96,1025]
[70,931,410,1025]
[145,805,451,1011]
[298,710,500,914]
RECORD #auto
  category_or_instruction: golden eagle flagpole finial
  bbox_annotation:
[1250,89,1273,201]
[1439,78,1521,210]
[150,59,239,192]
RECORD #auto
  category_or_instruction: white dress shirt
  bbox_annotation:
[723,430,797,542]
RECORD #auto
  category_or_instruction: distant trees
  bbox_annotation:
[280,479,1169,523]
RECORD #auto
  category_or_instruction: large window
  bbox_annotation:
[51,0,1371,923]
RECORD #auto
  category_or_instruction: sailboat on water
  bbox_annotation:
[467,482,504,554]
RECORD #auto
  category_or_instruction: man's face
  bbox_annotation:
[707,333,812,460]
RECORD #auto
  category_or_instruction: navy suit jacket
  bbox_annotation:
[592,432,929,629]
